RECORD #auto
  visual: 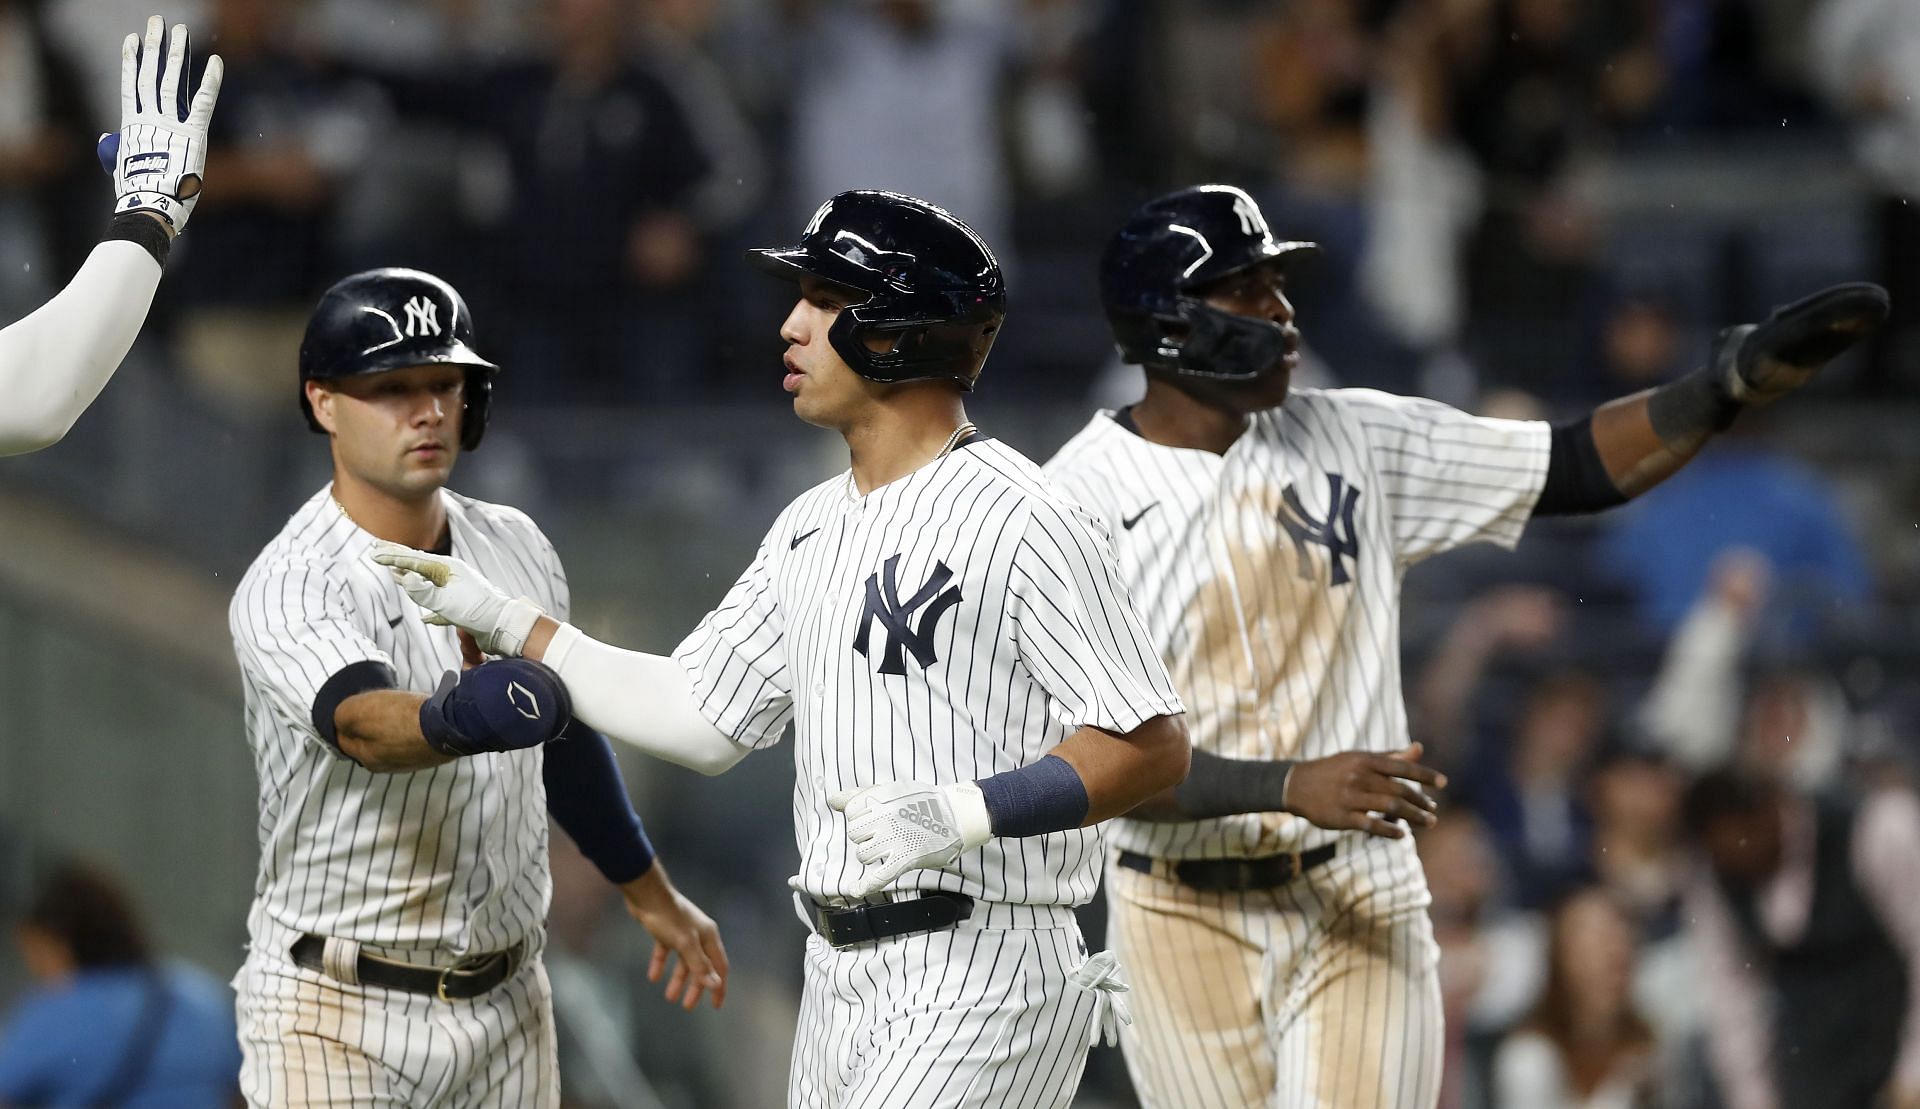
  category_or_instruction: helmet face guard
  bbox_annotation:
[298,268,500,450]
[749,191,1006,390]
[1100,184,1315,381]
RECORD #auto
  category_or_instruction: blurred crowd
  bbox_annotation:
[4,0,1920,1106]
[0,0,1915,409]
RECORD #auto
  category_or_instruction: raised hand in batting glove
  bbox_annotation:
[369,541,544,658]
[98,16,223,232]
[1715,282,1890,407]
[827,780,994,898]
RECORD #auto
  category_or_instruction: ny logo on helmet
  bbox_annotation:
[1277,473,1361,587]
[404,296,442,338]
[1231,192,1270,239]
[854,555,962,675]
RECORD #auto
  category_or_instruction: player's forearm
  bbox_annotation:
[334,691,454,773]
[1590,390,1708,499]
[0,232,164,456]
[1050,714,1190,824]
[540,622,748,776]
[1128,749,1292,822]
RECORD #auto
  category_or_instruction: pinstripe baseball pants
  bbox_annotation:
[1106,834,1443,1109]
[234,920,558,1108]
[788,903,1106,1109]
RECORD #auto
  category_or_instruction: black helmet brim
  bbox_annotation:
[745,246,880,301]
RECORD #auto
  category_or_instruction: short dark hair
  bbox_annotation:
[22,860,153,968]
[1681,769,1780,840]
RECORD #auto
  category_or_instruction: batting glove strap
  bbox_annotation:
[419,659,572,758]
[488,597,542,659]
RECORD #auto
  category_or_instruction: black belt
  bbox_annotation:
[290,934,524,1001]
[806,892,974,949]
[1117,844,1337,891]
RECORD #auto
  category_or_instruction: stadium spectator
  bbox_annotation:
[1684,770,1920,1109]
[166,0,355,417]
[1492,887,1660,1109]
[355,0,723,403]
[785,0,1014,256]
[0,0,95,311]
[0,861,242,1107]
[1475,669,1611,906]
[1812,0,1920,395]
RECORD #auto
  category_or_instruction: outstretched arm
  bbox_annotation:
[0,17,222,456]
[1533,283,1889,514]
[368,543,749,775]
[1127,744,1444,839]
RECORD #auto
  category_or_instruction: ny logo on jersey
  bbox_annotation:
[403,296,442,338]
[854,555,963,675]
[1277,473,1361,586]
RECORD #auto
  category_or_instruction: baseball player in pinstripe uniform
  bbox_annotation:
[374,190,1192,1108]
[229,268,727,1107]
[1041,184,1890,1109]
[1,15,222,456]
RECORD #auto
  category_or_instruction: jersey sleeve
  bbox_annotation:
[671,532,794,749]
[1344,389,1551,565]
[1008,498,1184,734]
[230,557,394,753]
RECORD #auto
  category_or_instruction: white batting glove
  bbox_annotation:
[368,541,544,658]
[826,780,994,898]
[1068,950,1134,1047]
[105,16,223,231]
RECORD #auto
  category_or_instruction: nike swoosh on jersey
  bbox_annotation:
[1121,503,1159,530]
[790,527,821,550]
[387,613,405,628]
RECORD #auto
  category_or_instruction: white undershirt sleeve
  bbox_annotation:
[544,622,750,776]
[0,240,163,457]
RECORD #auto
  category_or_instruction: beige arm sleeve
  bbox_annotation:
[0,240,162,457]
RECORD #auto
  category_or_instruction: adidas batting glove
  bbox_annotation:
[827,780,993,898]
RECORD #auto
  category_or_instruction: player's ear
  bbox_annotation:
[306,380,338,435]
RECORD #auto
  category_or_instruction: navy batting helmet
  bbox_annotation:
[298,268,500,451]
[1100,185,1316,380]
[748,190,1006,390]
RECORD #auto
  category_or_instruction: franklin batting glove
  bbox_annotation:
[103,16,223,231]
[827,781,994,898]
[370,541,544,657]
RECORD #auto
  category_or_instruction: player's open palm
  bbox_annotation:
[620,863,729,1011]
[1285,743,1445,839]
[103,16,223,231]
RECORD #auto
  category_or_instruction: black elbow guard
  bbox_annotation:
[1535,416,1628,516]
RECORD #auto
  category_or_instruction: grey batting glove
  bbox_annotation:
[827,780,993,898]
[368,541,543,658]
[109,16,223,231]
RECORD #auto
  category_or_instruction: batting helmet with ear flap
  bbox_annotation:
[748,190,1006,390]
[298,268,500,450]
[1100,184,1317,380]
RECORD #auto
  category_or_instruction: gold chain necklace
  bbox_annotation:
[846,422,979,502]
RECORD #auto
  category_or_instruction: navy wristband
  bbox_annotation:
[545,719,655,883]
[976,754,1090,838]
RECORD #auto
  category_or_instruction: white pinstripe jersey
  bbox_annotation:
[1045,388,1550,860]
[230,486,570,955]
[673,438,1184,906]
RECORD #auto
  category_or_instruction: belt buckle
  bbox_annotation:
[1274,852,1299,885]
[434,951,500,1001]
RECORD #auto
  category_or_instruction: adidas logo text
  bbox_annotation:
[897,800,952,838]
